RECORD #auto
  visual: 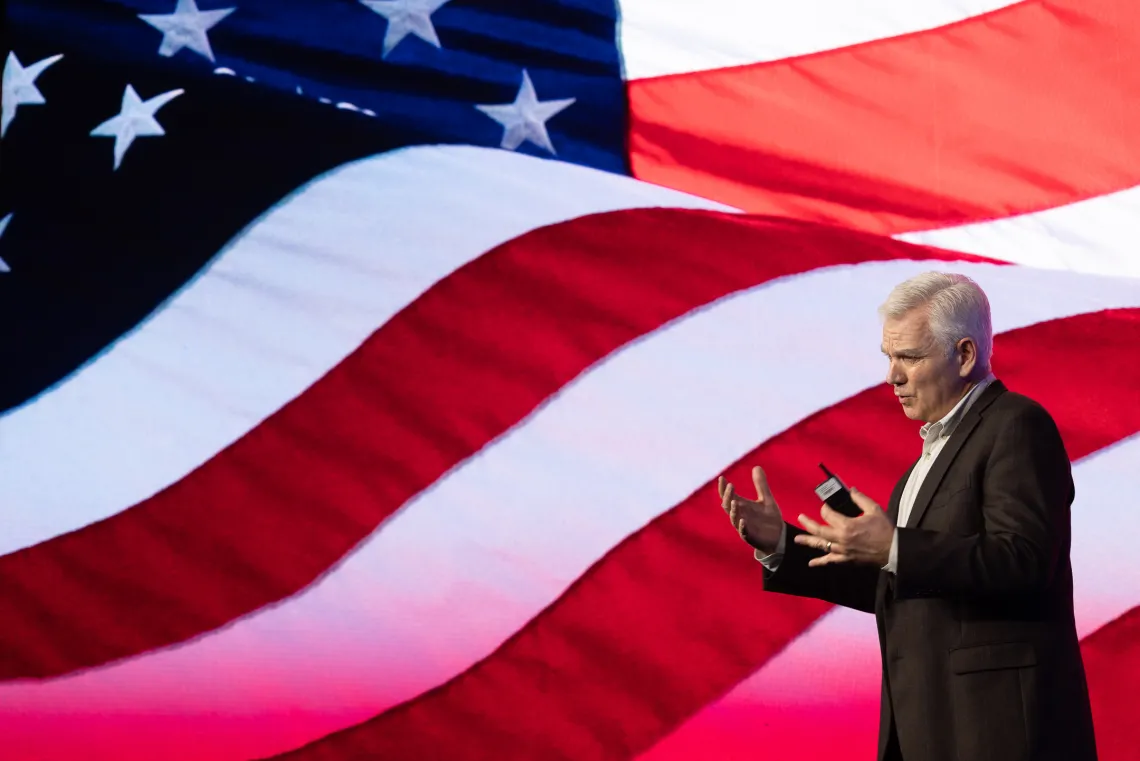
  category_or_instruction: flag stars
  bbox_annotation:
[360,0,451,58]
[139,0,237,63]
[0,213,13,274]
[91,85,185,170]
[2,52,64,139]
[475,70,576,156]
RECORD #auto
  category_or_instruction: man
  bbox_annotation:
[718,272,1097,761]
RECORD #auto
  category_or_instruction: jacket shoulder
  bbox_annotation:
[986,386,1056,424]
[984,386,1069,460]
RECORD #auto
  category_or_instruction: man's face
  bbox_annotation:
[881,307,973,423]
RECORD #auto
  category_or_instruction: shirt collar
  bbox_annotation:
[920,372,996,444]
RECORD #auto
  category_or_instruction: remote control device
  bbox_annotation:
[813,463,862,518]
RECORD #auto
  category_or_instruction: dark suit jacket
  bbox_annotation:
[762,381,1097,761]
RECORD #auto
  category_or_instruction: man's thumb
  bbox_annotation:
[752,465,771,501]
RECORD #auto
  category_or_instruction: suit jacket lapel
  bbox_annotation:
[905,380,1005,530]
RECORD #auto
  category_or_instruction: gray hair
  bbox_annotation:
[878,272,993,371]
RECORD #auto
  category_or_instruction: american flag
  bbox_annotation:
[2,0,1138,759]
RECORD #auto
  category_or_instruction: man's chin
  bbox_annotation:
[899,403,922,420]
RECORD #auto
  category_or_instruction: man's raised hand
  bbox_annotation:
[718,465,784,554]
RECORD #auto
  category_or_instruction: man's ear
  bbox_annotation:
[957,337,978,378]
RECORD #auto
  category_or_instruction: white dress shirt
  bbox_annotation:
[755,374,996,574]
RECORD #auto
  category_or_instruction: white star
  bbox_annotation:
[0,213,12,274]
[360,0,451,57]
[475,70,576,155]
[139,0,237,63]
[90,85,185,170]
[2,52,64,139]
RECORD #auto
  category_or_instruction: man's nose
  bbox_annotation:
[886,360,905,385]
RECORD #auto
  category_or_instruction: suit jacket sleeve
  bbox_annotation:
[894,402,1071,600]
[762,523,879,613]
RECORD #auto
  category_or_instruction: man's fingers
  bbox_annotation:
[797,513,823,534]
[794,533,852,566]
[808,552,851,567]
[717,476,726,501]
[796,514,840,543]
[722,483,736,513]
[794,533,831,550]
[728,502,748,541]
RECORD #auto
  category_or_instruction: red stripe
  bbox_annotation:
[628,0,1140,235]
[0,212,990,681]
[1083,605,1140,760]
[261,309,1140,761]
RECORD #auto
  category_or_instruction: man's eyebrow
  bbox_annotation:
[882,347,925,358]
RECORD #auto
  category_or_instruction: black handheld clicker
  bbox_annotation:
[813,463,862,518]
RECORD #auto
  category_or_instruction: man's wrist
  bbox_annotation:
[762,520,787,555]
[756,519,784,567]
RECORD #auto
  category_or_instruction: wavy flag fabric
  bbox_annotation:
[1,1,1138,760]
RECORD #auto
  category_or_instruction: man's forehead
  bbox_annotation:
[881,316,931,354]
[883,310,931,336]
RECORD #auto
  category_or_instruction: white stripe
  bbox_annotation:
[8,145,1140,557]
[898,185,1140,279]
[0,146,730,557]
[6,262,1139,761]
[617,0,1018,80]
[652,433,1140,753]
